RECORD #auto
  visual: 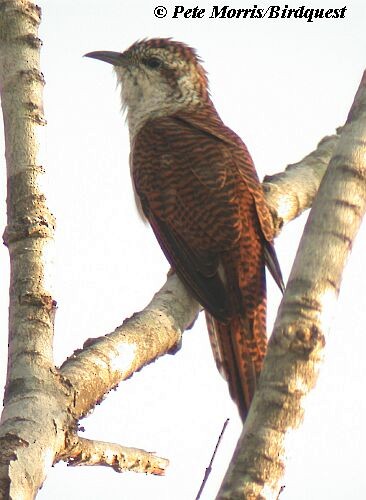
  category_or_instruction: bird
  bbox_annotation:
[85,38,284,422]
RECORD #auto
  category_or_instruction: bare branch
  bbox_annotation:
[216,70,366,499]
[60,274,199,419]
[0,1,62,498]
[63,436,168,476]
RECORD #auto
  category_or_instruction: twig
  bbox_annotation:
[195,419,230,500]
[276,485,286,499]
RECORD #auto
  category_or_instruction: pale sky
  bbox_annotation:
[1,1,366,499]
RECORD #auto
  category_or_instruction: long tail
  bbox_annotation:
[205,270,267,422]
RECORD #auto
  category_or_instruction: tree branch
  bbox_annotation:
[0,1,63,498]
[263,133,339,235]
[63,436,168,475]
[60,274,199,419]
[0,4,182,496]
[216,70,366,499]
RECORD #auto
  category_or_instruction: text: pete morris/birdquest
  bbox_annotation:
[154,4,347,22]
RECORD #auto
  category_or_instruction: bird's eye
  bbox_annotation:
[143,57,162,69]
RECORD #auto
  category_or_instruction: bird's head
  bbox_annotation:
[85,38,209,135]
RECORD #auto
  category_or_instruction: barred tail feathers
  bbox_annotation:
[205,287,267,422]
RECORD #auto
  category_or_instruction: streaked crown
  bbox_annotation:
[123,38,209,95]
[86,38,210,137]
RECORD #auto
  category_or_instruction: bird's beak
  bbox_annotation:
[84,50,127,67]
